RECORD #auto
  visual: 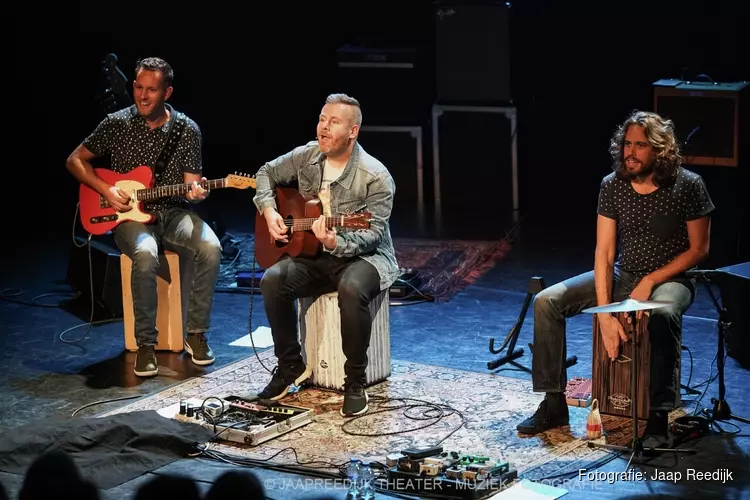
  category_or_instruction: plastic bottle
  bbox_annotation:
[346,458,361,498]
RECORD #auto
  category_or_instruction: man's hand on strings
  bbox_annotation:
[312,215,337,250]
[263,207,288,242]
[104,186,132,212]
[187,177,209,202]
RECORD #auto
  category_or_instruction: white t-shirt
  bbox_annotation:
[319,159,344,216]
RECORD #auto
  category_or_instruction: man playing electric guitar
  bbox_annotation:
[253,93,400,417]
[66,57,221,377]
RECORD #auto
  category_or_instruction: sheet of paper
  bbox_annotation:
[228,326,274,348]
[486,479,568,500]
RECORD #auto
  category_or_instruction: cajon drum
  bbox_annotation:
[121,251,185,352]
[592,312,650,420]
[298,289,391,390]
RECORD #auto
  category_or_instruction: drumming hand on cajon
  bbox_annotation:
[597,314,629,360]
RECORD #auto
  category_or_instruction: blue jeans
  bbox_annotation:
[531,269,695,411]
[113,208,222,346]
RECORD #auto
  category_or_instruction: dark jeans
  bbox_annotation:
[259,253,381,385]
[114,207,222,346]
[531,269,695,411]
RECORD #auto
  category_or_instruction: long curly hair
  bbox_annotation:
[608,110,683,186]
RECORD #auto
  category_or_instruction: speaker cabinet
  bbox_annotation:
[65,235,123,321]
[434,0,512,104]
[334,45,423,125]
[717,262,750,369]
[653,79,749,167]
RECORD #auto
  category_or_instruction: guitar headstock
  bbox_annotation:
[341,211,372,229]
[98,53,132,114]
[226,172,257,189]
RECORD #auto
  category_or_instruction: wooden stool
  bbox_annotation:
[121,251,185,352]
[297,289,391,390]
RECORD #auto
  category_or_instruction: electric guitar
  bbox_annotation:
[78,166,256,235]
[254,186,372,269]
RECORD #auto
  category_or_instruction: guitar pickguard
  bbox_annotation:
[96,179,152,224]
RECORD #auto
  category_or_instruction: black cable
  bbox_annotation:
[339,395,466,445]
[246,240,274,375]
[0,288,79,308]
[71,394,142,417]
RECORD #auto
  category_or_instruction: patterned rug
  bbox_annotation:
[98,350,684,482]
[218,233,512,303]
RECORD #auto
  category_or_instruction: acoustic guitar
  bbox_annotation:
[254,186,372,269]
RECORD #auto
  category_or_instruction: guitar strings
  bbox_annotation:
[282,217,366,229]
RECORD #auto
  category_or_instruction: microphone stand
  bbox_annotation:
[697,276,750,425]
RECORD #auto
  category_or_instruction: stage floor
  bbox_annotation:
[1,209,748,499]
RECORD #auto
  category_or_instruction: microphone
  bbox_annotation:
[685,126,701,145]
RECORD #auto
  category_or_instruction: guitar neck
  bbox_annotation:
[288,217,356,231]
[137,178,226,201]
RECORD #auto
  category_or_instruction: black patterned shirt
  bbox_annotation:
[597,167,715,279]
[83,104,202,212]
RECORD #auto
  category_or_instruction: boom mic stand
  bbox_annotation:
[693,272,750,426]
[488,277,577,372]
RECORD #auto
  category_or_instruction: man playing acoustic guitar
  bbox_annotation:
[253,93,400,417]
[66,57,221,377]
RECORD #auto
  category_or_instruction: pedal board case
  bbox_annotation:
[167,394,314,446]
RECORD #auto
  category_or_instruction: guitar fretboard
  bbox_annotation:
[285,217,358,231]
[137,179,226,201]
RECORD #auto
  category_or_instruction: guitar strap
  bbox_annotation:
[153,111,187,176]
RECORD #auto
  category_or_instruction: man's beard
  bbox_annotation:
[623,160,655,181]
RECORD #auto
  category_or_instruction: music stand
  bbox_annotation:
[582,299,696,460]
[687,269,750,426]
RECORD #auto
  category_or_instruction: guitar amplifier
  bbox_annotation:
[64,235,123,322]
[716,262,750,368]
[653,79,749,167]
[434,0,512,104]
[335,45,425,125]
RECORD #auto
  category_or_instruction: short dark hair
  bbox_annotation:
[135,57,174,88]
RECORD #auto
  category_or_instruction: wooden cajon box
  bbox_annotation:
[121,251,185,352]
[592,313,651,420]
[298,289,391,390]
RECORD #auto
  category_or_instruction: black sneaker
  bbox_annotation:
[134,345,158,377]
[516,394,569,434]
[641,410,673,451]
[340,382,369,417]
[643,410,668,437]
[185,333,215,366]
[257,363,312,400]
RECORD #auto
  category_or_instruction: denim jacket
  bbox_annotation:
[253,140,400,291]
